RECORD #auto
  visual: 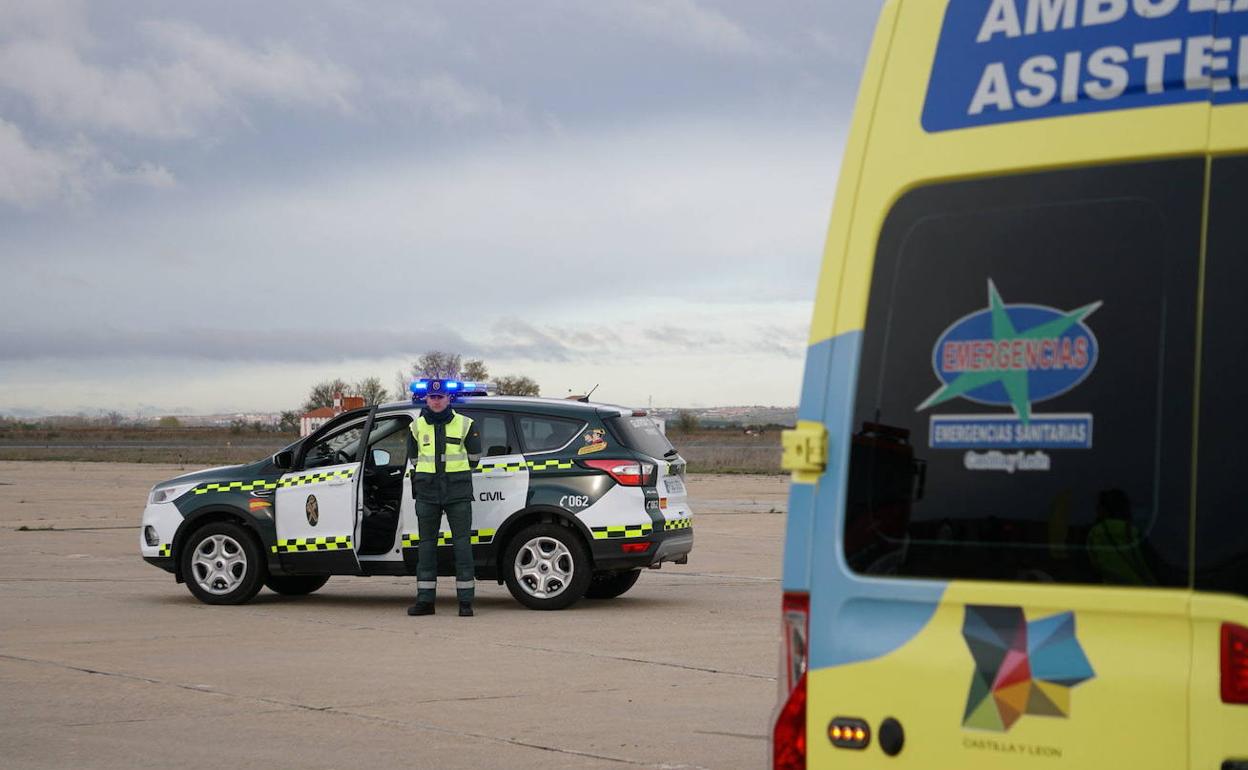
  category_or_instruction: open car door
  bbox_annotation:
[274,409,374,574]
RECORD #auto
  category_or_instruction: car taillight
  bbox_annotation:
[772,591,809,770]
[580,459,654,486]
[1222,622,1248,704]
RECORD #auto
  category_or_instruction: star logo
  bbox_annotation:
[962,605,1095,732]
[918,280,1101,425]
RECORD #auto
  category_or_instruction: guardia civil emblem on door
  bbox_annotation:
[305,494,319,526]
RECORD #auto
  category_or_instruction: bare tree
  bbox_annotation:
[278,410,300,433]
[303,378,350,412]
[462,359,489,382]
[354,376,389,406]
[675,409,699,433]
[415,351,462,379]
[494,375,540,397]
[393,370,411,402]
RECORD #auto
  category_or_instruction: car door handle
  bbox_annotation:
[329,477,348,486]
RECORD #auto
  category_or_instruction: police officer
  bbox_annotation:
[407,379,483,616]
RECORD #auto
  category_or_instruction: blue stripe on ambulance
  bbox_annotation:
[786,330,947,670]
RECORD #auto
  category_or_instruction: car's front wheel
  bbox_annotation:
[181,521,266,605]
[503,523,591,610]
[264,574,330,596]
[585,569,642,599]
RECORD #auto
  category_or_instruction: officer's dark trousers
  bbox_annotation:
[414,500,475,604]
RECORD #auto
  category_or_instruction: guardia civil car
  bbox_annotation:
[139,385,693,610]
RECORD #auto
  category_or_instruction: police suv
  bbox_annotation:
[139,383,693,610]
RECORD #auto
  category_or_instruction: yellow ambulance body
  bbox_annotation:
[776,1,1248,768]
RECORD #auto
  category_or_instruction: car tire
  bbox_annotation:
[181,521,266,605]
[264,574,330,596]
[585,569,642,599]
[503,523,591,610]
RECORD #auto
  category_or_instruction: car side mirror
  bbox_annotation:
[372,448,391,466]
[486,445,511,457]
[273,450,294,470]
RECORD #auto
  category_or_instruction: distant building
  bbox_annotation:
[300,392,365,437]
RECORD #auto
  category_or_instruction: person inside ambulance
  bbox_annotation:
[404,379,483,617]
[1086,488,1156,586]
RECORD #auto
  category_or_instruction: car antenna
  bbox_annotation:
[579,384,599,403]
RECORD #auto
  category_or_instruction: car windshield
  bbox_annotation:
[607,415,677,459]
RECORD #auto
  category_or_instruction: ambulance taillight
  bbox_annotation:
[772,591,809,770]
[1222,622,1248,704]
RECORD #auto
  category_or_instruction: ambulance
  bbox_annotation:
[775,0,1248,767]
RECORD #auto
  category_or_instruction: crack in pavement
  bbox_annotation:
[410,692,528,705]
[659,572,778,582]
[492,642,775,682]
[61,707,291,728]
[197,604,775,683]
[188,604,775,683]
[0,652,706,769]
[14,525,136,532]
[692,730,767,742]
[0,577,164,583]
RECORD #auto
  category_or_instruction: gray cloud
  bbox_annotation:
[0,119,173,207]
[0,20,356,141]
[0,314,808,366]
[0,0,881,411]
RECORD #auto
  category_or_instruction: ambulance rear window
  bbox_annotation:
[607,415,676,460]
[843,160,1201,588]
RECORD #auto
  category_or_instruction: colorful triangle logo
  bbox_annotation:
[961,605,1095,732]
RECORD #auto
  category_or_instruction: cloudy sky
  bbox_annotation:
[0,1,882,416]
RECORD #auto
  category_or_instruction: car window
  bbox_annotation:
[517,413,585,453]
[368,416,411,467]
[607,415,676,459]
[302,421,366,469]
[844,161,1202,588]
[458,410,513,456]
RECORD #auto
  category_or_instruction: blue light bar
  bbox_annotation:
[410,380,429,393]
[446,381,460,390]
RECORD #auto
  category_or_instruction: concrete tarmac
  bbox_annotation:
[0,462,788,770]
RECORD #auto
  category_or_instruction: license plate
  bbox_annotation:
[664,477,686,496]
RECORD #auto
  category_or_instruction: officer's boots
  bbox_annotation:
[458,601,473,617]
[407,601,434,616]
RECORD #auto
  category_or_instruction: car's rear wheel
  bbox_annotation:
[585,569,642,599]
[503,523,591,610]
[264,574,330,596]
[181,521,265,605]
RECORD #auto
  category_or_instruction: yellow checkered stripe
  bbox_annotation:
[401,529,497,547]
[664,518,692,531]
[271,536,353,554]
[193,479,278,495]
[476,462,526,474]
[526,459,574,471]
[157,544,172,557]
[276,468,356,488]
[192,468,355,495]
[590,524,653,540]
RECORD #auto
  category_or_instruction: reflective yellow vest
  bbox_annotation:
[411,413,473,474]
